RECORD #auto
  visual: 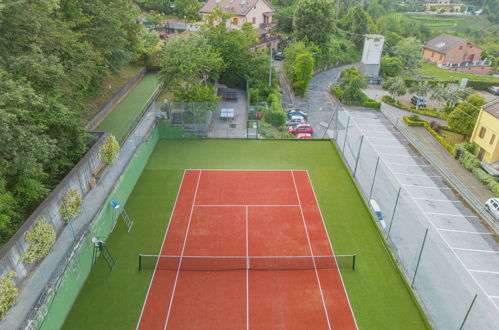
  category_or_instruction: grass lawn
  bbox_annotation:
[94,73,160,142]
[412,63,499,83]
[62,139,429,330]
[84,65,144,122]
[440,129,468,146]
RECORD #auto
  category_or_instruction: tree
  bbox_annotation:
[383,77,407,98]
[409,81,431,109]
[380,56,404,77]
[448,102,480,136]
[100,135,121,165]
[465,93,486,107]
[173,0,201,21]
[293,0,334,46]
[275,6,295,34]
[393,37,422,68]
[292,53,314,97]
[339,5,376,49]
[430,83,473,107]
[18,217,56,264]
[336,68,367,104]
[0,272,18,320]
[160,34,225,92]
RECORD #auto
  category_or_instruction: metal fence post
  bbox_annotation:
[459,294,478,330]
[368,157,380,201]
[353,135,364,178]
[342,116,350,154]
[411,228,429,288]
[334,109,339,141]
[322,108,336,139]
[386,187,401,240]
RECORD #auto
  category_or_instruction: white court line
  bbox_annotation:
[304,171,358,329]
[393,172,441,178]
[164,170,202,330]
[136,171,187,329]
[245,206,249,330]
[437,228,493,235]
[291,171,332,330]
[414,198,461,203]
[452,247,499,253]
[469,269,499,275]
[194,204,300,207]
[490,296,499,299]
[425,212,478,218]
[403,184,451,189]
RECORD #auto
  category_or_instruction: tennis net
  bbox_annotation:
[138,254,356,271]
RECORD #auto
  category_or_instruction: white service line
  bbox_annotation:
[291,171,332,330]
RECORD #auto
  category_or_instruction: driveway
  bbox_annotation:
[208,89,247,138]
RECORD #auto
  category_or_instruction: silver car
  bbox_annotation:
[485,198,499,220]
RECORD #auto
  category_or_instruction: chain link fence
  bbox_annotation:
[329,105,499,329]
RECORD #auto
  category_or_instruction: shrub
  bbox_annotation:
[381,95,395,104]
[466,80,497,90]
[100,135,120,165]
[423,122,454,154]
[18,217,56,264]
[403,116,424,126]
[363,100,381,109]
[265,110,286,127]
[59,189,82,223]
[0,272,18,320]
[429,120,442,133]
[409,114,422,122]
[331,86,343,100]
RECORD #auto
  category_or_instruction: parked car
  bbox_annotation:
[288,123,313,135]
[274,52,284,60]
[485,198,499,220]
[286,110,307,120]
[286,116,305,127]
[487,86,499,95]
[296,133,312,139]
[369,199,386,229]
[411,95,427,107]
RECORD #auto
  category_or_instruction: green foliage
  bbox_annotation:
[334,68,368,104]
[100,135,121,165]
[423,122,455,154]
[465,93,486,107]
[265,111,287,127]
[409,114,422,122]
[403,116,424,126]
[393,37,422,68]
[454,143,499,196]
[19,218,56,264]
[339,5,376,49]
[315,37,360,69]
[292,53,314,97]
[172,86,220,109]
[0,271,18,320]
[293,0,334,46]
[383,77,407,97]
[275,6,295,34]
[448,102,480,136]
[380,56,404,77]
[59,189,82,223]
[382,95,447,119]
[363,100,381,109]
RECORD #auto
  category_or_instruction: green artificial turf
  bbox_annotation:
[62,140,430,330]
[95,73,160,142]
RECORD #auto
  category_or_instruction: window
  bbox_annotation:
[491,134,496,145]
[432,52,435,58]
[252,17,256,24]
[440,55,443,60]
[232,18,238,25]
[479,127,486,138]
[459,45,463,50]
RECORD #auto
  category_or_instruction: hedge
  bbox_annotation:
[454,143,499,196]
[403,116,454,153]
[381,95,447,119]
[403,78,496,91]
[363,100,381,109]
[403,115,424,126]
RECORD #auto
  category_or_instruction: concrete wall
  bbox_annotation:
[0,132,108,284]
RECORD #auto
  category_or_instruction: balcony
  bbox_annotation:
[259,22,277,33]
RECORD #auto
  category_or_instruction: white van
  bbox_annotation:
[370,199,386,229]
[485,198,499,220]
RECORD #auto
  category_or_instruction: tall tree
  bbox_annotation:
[383,77,407,98]
[339,5,376,49]
[293,0,334,46]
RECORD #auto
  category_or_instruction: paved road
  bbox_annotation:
[333,106,499,329]
[208,89,247,138]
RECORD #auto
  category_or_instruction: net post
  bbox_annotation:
[352,254,356,270]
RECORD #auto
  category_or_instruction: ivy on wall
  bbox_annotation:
[18,218,56,264]
[59,189,82,223]
[0,271,18,319]
[100,135,120,165]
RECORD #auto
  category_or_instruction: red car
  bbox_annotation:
[296,133,312,139]
[288,123,313,135]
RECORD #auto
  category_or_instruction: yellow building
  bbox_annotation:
[470,99,499,164]
[425,1,467,12]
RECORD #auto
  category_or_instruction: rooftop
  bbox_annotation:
[200,0,259,16]
[423,34,480,54]
[483,98,499,120]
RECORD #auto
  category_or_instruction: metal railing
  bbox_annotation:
[381,105,499,234]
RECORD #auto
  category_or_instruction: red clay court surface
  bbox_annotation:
[137,170,357,329]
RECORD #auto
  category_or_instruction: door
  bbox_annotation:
[477,147,485,160]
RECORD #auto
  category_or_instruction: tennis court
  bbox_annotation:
[137,170,356,329]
